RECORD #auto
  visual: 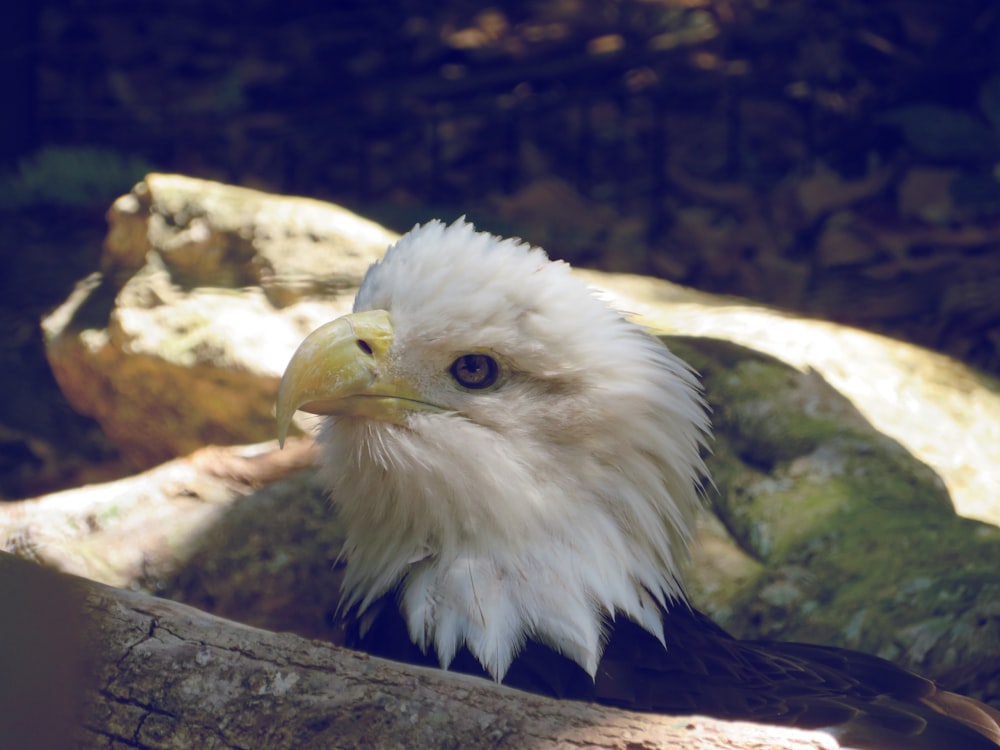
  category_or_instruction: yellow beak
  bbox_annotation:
[276,309,440,445]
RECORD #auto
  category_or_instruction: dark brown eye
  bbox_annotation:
[450,354,499,390]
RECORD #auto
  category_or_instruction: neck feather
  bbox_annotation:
[320,394,706,680]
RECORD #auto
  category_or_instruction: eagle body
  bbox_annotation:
[277,220,1000,749]
[349,592,998,749]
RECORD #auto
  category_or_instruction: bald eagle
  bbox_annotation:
[277,219,1000,749]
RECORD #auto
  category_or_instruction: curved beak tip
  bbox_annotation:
[274,310,396,447]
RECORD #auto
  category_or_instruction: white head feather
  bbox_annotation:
[319,218,710,679]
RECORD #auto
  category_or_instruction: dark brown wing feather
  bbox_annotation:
[348,594,1000,749]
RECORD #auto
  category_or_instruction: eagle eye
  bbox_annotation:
[450,354,499,390]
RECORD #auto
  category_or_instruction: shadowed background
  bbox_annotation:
[2,0,999,496]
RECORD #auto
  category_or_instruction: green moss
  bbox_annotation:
[0,146,155,210]
[664,337,1000,687]
[664,337,849,465]
[713,361,844,464]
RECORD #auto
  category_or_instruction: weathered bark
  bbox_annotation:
[0,552,837,750]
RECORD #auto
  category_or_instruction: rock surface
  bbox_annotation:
[43,174,398,467]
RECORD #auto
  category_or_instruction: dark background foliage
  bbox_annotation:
[2,0,1000,496]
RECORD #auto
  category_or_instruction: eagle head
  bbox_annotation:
[277,219,710,679]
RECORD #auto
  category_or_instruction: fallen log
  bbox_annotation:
[0,552,837,750]
[0,440,837,749]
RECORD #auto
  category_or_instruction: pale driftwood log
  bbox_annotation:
[1,439,324,593]
[0,554,836,750]
[0,444,841,750]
